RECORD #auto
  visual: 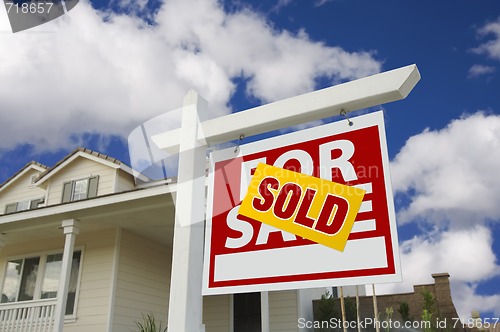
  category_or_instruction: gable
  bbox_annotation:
[0,168,47,215]
[0,162,46,193]
[0,148,141,212]
[45,156,118,206]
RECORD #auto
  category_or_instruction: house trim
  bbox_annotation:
[0,184,175,228]
[112,169,119,193]
[297,290,303,332]
[69,245,85,323]
[261,291,270,332]
[106,227,122,331]
[229,295,234,332]
[45,177,52,207]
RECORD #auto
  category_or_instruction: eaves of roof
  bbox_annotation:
[35,147,124,184]
[0,181,176,227]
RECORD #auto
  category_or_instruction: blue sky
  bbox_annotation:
[1,0,500,320]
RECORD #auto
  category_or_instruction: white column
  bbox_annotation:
[54,219,80,332]
[167,91,207,332]
[261,292,270,332]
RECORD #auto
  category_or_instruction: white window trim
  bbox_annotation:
[66,246,84,323]
[0,246,84,321]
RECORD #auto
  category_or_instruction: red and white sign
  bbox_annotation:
[202,111,401,295]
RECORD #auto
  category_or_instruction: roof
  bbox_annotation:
[1,147,152,192]
[35,147,135,185]
[0,161,48,193]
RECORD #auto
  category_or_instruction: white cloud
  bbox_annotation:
[452,282,500,319]
[472,17,500,60]
[468,64,495,78]
[375,226,500,319]
[382,112,500,319]
[402,226,497,285]
[0,0,381,153]
[390,112,500,226]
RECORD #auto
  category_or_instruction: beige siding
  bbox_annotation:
[269,290,299,332]
[203,295,230,332]
[0,168,46,215]
[115,169,136,192]
[0,229,116,332]
[46,157,117,206]
[0,233,66,260]
[112,230,170,331]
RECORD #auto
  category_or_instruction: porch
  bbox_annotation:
[0,186,175,331]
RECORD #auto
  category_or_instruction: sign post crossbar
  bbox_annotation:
[152,64,420,152]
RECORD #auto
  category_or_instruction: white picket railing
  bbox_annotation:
[0,299,56,332]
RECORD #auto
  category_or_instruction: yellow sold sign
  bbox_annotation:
[238,163,365,252]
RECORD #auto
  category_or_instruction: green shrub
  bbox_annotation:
[421,288,435,315]
[135,313,167,332]
[398,301,412,322]
[344,297,357,322]
[421,288,435,332]
[317,291,339,321]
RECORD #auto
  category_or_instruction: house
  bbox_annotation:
[0,147,324,332]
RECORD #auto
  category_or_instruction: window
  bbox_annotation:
[1,251,82,316]
[233,292,262,332]
[4,197,44,214]
[15,200,30,212]
[72,179,89,201]
[62,176,99,203]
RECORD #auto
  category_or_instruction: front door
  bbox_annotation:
[233,292,261,332]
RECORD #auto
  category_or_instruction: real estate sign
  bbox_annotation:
[202,110,401,295]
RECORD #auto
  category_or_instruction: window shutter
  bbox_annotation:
[87,176,99,198]
[62,181,74,203]
[30,198,43,210]
[5,203,17,214]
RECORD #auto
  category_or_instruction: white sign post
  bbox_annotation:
[153,65,420,332]
[165,92,208,332]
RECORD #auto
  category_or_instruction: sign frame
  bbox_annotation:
[203,111,402,295]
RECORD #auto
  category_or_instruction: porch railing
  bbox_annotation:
[0,298,56,332]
